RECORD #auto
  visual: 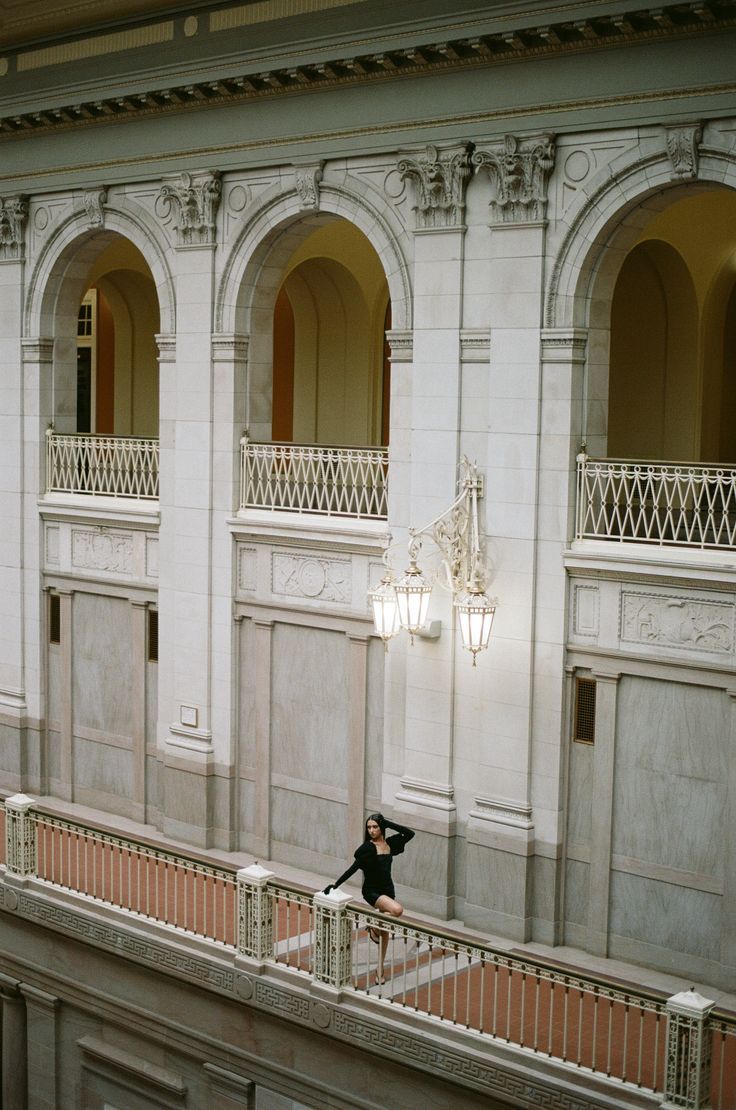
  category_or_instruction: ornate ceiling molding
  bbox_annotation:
[1,1,734,139]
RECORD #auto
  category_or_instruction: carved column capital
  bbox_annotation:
[0,194,28,262]
[473,134,556,224]
[157,170,221,247]
[82,187,107,229]
[398,141,474,230]
[665,123,702,180]
[294,162,324,211]
[21,337,54,363]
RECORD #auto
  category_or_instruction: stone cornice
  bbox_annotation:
[1,1,734,140]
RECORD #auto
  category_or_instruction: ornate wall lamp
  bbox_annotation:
[369,459,496,665]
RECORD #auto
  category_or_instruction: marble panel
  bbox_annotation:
[145,659,158,748]
[72,594,133,738]
[145,754,160,813]
[270,786,346,861]
[564,859,589,927]
[73,736,133,800]
[238,779,255,835]
[364,638,384,804]
[0,721,20,779]
[46,729,62,780]
[47,646,61,724]
[609,871,720,962]
[613,677,728,878]
[237,618,257,768]
[465,842,529,920]
[270,624,348,791]
[567,740,593,848]
[532,854,560,924]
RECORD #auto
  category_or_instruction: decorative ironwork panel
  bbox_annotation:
[241,441,388,519]
[576,456,736,550]
[46,432,159,500]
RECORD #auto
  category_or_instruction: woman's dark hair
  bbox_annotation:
[364,812,386,840]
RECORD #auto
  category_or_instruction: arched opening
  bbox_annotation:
[607,189,736,463]
[75,237,160,437]
[270,219,389,447]
[40,228,163,500]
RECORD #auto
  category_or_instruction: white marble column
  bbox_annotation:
[20,982,59,1110]
[0,973,27,1110]
[0,254,26,769]
[347,633,369,845]
[130,599,148,818]
[156,214,221,845]
[722,689,736,971]
[57,588,74,802]
[253,618,274,859]
[588,669,620,957]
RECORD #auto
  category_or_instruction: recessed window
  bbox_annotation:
[148,609,158,663]
[77,301,93,337]
[573,676,596,744]
[49,593,61,645]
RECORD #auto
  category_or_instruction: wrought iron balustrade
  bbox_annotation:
[576,455,736,549]
[2,794,734,1109]
[46,430,159,500]
[240,439,388,519]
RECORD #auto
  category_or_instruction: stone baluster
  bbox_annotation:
[5,793,37,880]
[313,888,352,989]
[236,863,274,963]
[661,988,715,1109]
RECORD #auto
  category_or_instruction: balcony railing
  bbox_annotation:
[46,430,159,500]
[2,794,734,1109]
[576,455,736,549]
[240,439,388,519]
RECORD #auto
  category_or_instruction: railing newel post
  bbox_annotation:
[236,863,275,964]
[661,988,715,1109]
[4,794,38,885]
[313,888,353,990]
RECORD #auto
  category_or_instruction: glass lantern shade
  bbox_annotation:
[455,588,496,665]
[369,575,400,647]
[394,560,432,641]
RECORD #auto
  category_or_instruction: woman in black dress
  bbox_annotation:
[324,812,414,983]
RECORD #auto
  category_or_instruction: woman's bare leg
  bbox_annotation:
[374,895,403,980]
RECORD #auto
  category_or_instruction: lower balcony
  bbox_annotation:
[576,455,736,550]
[240,439,388,520]
[46,430,159,501]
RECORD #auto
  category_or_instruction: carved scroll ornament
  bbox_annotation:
[0,195,28,261]
[397,142,474,230]
[157,170,222,246]
[473,134,556,223]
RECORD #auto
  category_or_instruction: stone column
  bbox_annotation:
[392,141,473,918]
[253,618,274,860]
[723,689,736,974]
[313,888,352,990]
[0,973,27,1110]
[661,988,715,1109]
[21,983,59,1110]
[56,588,74,802]
[588,669,620,957]
[236,862,275,964]
[0,230,27,792]
[130,600,148,820]
[156,170,222,848]
[346,634,369,846]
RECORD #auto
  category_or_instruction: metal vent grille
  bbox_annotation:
[49,594,61,645]
[574,677,596,744]
[148,609,158,663]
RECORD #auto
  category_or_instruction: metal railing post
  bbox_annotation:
[313,888,352,989]
[662,988,715,1109]
[236,863,275,962]
[4,794,37,881]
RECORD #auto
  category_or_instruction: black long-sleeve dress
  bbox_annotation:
[329,821,414,906]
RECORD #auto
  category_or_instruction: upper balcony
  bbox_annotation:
[575,453,736,554]
[45,429,159,502]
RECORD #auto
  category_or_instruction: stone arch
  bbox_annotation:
[545,139,736,454]
[545,142,736,332]
[24,202,176,338]
[215,180,412,336]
